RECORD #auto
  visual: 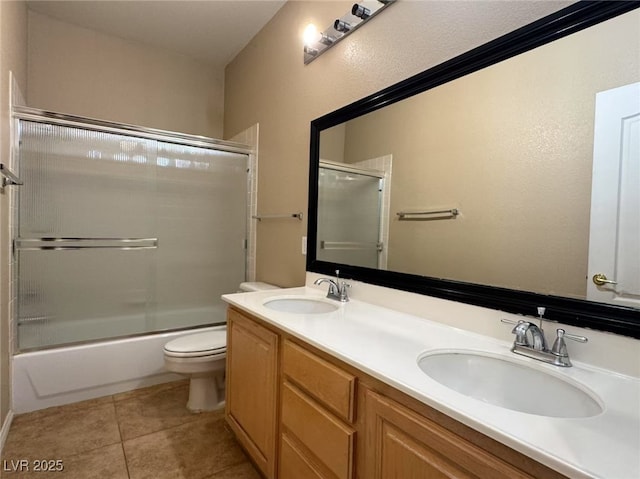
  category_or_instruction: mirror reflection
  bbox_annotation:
[317,9,639,309]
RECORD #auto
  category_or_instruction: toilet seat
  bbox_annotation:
[163,331,226,359]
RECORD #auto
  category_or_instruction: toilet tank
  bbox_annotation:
[238,282,280,292]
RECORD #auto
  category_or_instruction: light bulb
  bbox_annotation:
[303,24,321,46]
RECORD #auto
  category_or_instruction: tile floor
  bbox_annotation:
[1,380,261,479]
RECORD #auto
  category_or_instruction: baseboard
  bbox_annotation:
[0,410,14,454]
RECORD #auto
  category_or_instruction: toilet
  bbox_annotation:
[163,281,279,412]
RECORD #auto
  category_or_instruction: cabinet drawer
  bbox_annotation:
[283,339,356,422]
[281,382,354,479]
[280,434,325,479]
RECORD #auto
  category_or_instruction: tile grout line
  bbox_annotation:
[121,442,132,479]
[112,395,132,479]
[113,393,126,444]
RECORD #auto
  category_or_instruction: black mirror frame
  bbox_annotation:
[307,1,640,339]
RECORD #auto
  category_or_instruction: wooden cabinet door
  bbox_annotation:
[226,309,279,479]
[362,388,535,479]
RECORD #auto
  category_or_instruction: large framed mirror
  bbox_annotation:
[307,1,640,338]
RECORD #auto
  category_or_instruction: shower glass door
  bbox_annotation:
[317,165,382,268]
[17,122,158,350]
[16,120,248,351]
[154,143,248,330]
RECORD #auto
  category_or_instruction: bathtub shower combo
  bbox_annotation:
[12,108,251,412]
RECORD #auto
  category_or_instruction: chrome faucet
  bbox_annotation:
[314,269,350,302]
[511,320,547,351]
[501,310,587,367]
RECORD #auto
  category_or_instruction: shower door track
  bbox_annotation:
[13,106,252,155]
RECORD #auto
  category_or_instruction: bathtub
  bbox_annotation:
[13,308,227,414]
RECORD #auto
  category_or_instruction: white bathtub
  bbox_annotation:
[13,320,226,414]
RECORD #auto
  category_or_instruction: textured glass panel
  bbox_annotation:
[155,143,248,328]
[317,168,382,268]
[17,248,156,350]
[19,122,157,238]
[17,121,157,350]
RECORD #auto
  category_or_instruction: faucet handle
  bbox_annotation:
[338,280,351,301]
[561,330,588,343]
[500,318,527,330]
[500,318,520,326]
[551,329,587,359]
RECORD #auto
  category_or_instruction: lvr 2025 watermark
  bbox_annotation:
[3,459,64,472]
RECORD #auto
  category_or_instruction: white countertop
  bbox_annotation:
[222,287,640,479]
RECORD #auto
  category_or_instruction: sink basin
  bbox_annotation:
[263,297,339,314]
[417,350,603,418]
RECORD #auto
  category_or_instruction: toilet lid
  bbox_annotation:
[164,330,226,358]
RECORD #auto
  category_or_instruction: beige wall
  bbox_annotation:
[224,0,571,287]
[319,123,345,163]
[338,10,639,299]
[28,11,225,138]
[0,0,27,431]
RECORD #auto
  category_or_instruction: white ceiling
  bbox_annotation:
[27,0,287,68]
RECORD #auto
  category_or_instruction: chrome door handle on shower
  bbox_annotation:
[14,237,158,251]
[592,273,617,286]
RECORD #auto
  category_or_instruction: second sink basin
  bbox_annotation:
[417,350,603,418]
[263,297,339,314]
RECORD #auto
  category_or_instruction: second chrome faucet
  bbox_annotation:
[314,270,350,302]
[501,308,588,367]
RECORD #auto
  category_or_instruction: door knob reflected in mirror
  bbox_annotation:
[592,273,617,286]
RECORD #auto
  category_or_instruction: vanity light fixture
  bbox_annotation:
[303,0,395,64]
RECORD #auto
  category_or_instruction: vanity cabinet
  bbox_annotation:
[225,308,279,479]
[225,307,566,479]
